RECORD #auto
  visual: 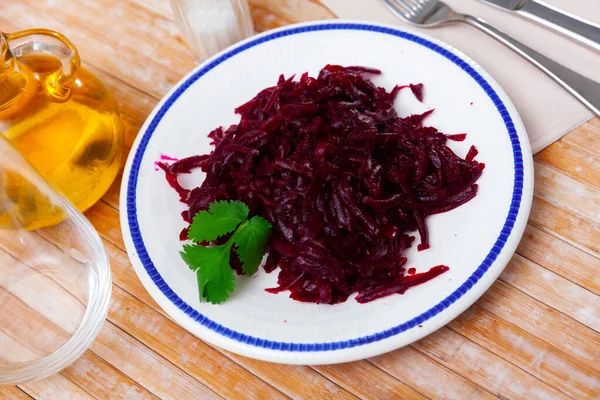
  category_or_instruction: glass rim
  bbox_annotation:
[0,197,112,386]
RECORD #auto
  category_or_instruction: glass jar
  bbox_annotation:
[0,29,123,229]
[0,135,111,385]
[170,0,254,61]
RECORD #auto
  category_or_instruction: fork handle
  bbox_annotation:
[464,15,600,118]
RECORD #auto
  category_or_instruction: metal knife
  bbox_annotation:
[478,0,600,52]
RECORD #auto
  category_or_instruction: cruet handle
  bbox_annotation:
[6,29,81,99]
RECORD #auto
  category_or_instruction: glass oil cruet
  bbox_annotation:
[0,29,123,229]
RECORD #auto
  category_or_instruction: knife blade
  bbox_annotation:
[479,0,600,52]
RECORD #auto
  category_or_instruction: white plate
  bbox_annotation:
[120,20,534,365]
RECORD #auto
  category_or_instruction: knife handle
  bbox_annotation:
[520,1,600,52]
[464,15,600,118]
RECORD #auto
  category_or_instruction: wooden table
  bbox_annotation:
[3,1,599,398]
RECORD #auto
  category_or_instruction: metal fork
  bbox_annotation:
[382,0,600,118]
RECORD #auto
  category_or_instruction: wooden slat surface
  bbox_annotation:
[2,0,600,398]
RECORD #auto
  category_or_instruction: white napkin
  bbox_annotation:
[321,0,600,153]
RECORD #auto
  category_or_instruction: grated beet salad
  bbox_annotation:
[159,65,484,304]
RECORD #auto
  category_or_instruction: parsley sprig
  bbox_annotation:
[180,200,272,304]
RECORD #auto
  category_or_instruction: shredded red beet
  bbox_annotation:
[446,133,467,142]
[390,83,424,103]
[160,65,484,304]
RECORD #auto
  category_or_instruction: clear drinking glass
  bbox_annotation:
[0,135,111,385]
[170,0,254,61]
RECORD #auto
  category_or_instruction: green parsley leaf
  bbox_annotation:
[181,200,272,304]
[187,200,249,243]
[180,243,235,304]
[232,216,272,276]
